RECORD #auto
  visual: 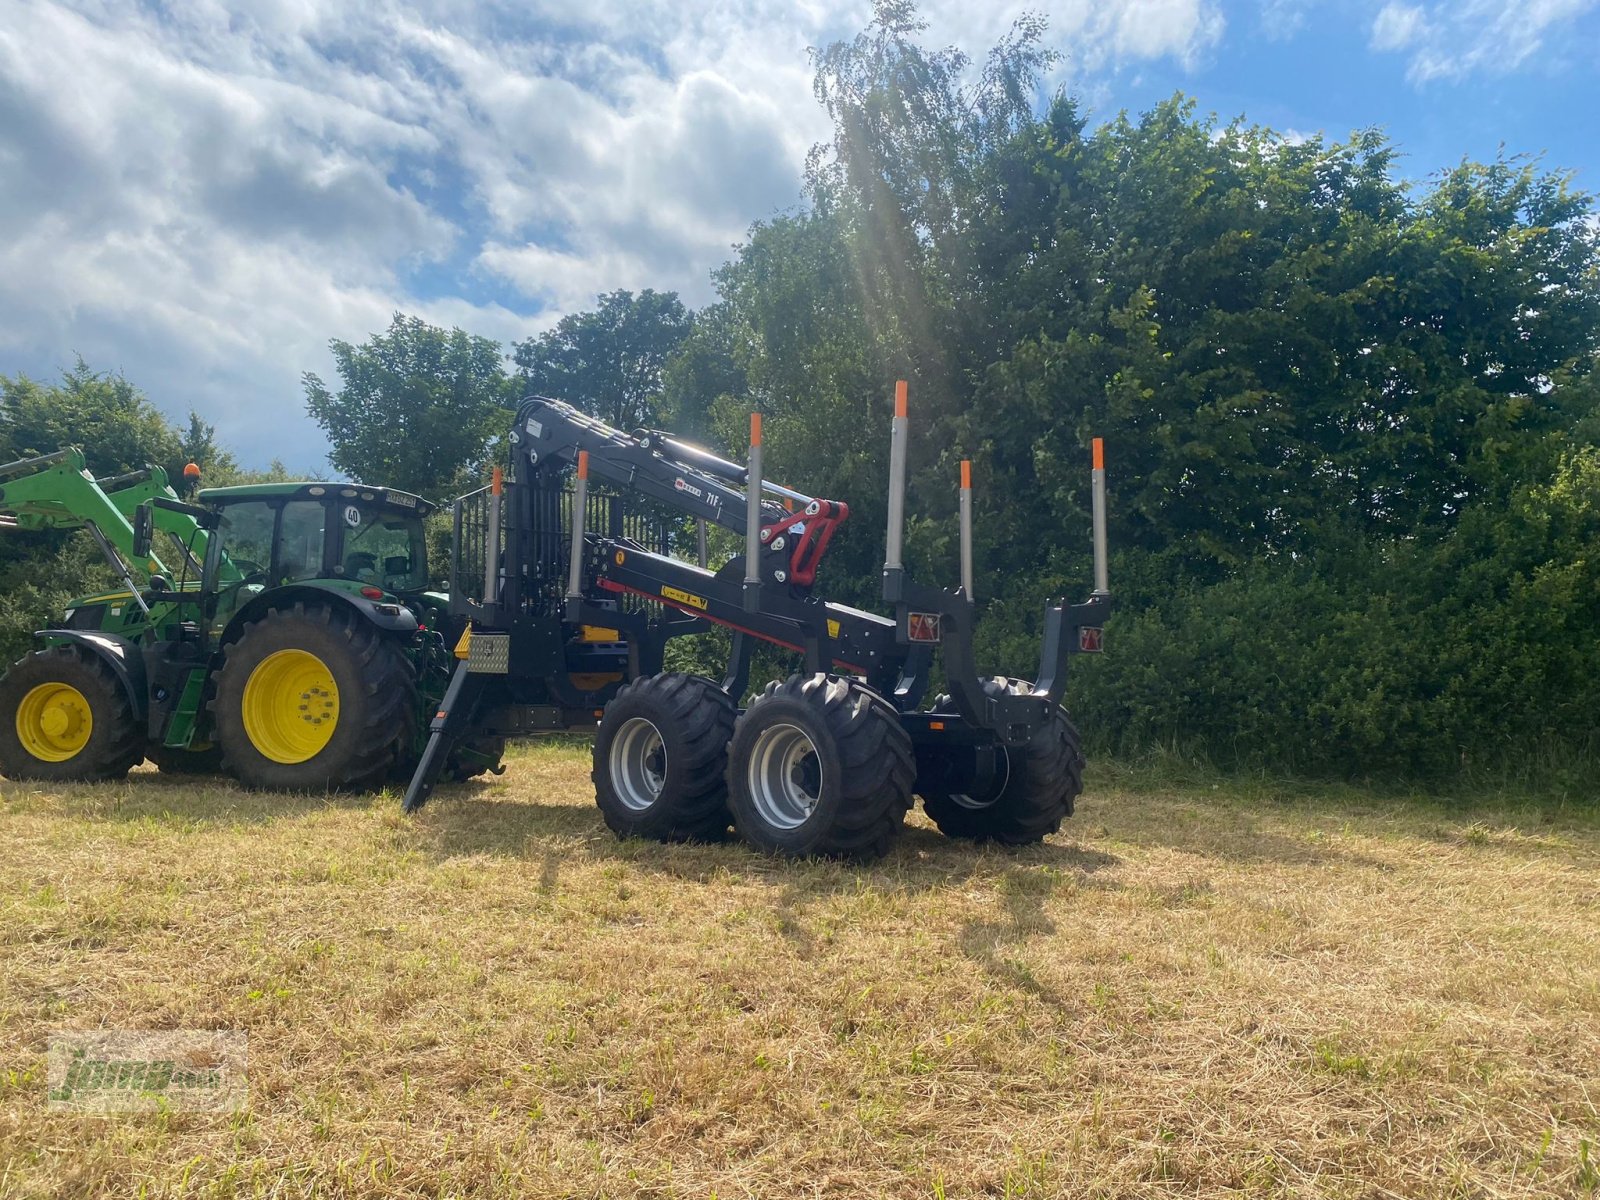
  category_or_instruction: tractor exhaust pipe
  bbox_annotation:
[566,453,589,602]
[959,459,974,602]
[884,380,908,572]
[1092,438,1109,595]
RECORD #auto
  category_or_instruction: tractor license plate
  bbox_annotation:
[1078,627,1104,653]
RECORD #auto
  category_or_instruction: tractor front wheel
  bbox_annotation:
[0,645,143,782]
[210,602,416,791]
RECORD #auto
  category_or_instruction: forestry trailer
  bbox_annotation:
[403,383,1112,859]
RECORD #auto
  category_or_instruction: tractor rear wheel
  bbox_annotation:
[593,673,736,841]
[726,674,913,860]
[920,677,1083,845]
[210,602,416,791]
[0,645,143,782]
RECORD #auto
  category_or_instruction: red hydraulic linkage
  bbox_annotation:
[761,499,849,588]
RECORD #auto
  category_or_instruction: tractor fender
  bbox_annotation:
[219,580,419,647]
[34,629,149,719]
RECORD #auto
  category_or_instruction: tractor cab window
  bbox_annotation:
[338,503,428,592]
[277,501,327,584]
[217,501,276,581]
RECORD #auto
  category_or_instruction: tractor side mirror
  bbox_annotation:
[132,503,153,560]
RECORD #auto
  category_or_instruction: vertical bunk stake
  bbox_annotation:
[566,450,590,608]
[959,458,974,603]
[743,413,762,610]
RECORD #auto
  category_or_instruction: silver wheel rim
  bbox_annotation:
[746,722,822,830]
[950,747,1011,810]
[610,717,667,812]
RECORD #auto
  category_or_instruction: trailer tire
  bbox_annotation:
[921,677,1083,845]
[593,673,736,841]
[210,601,416,792]
[726,674,913,860]
[0,645,143,782]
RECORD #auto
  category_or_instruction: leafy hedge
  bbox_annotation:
[1059,449,1600,785]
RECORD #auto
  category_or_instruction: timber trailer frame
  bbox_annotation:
[403,383,1112,859]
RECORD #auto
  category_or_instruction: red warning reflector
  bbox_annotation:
[360,585,384,599]
[928,720,946,731]
[1079,626,1104,653]
[908,612,942,643]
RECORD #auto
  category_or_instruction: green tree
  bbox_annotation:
[513,290,693,431]
[304,314,515,500]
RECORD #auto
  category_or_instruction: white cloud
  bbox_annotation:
[1256,0,1312,39]
[1370,2,1427,51]
[1368,0,1598,81]
[0,0,1233,469]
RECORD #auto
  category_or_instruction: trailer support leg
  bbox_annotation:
[403,659,487,813]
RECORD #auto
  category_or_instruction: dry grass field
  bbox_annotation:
[1,743,1598,1198]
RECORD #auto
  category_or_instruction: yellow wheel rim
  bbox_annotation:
[241,649,340,764]
[15,683,93,762]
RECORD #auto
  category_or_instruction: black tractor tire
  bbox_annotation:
[0,645,144,782]
[593,673,736,841]
[447,735,507,782]
[147,743,225,775]
[920,677,1083,845]
[209,602,417,792]
[725,674,914,860]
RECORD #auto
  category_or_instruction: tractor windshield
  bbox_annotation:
[338,503,429,593]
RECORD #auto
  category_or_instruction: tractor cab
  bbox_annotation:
[197,482,435,595]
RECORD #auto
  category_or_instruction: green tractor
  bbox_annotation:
[0,449,490,789]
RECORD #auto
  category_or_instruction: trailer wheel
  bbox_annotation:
[726,674,914,860]
[920,677,1083,845]
[210,602,416,791]
[0,645,143,782]
[593,673,736,841]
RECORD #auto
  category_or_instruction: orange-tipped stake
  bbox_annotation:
[567,451,592,600]
[491,464,504,494]
[959,459,975,601]
[745,413,765,588]
[885,384,910,572]
[1091,437,1109,595]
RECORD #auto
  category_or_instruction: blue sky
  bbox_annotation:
[1,0,1595,473]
